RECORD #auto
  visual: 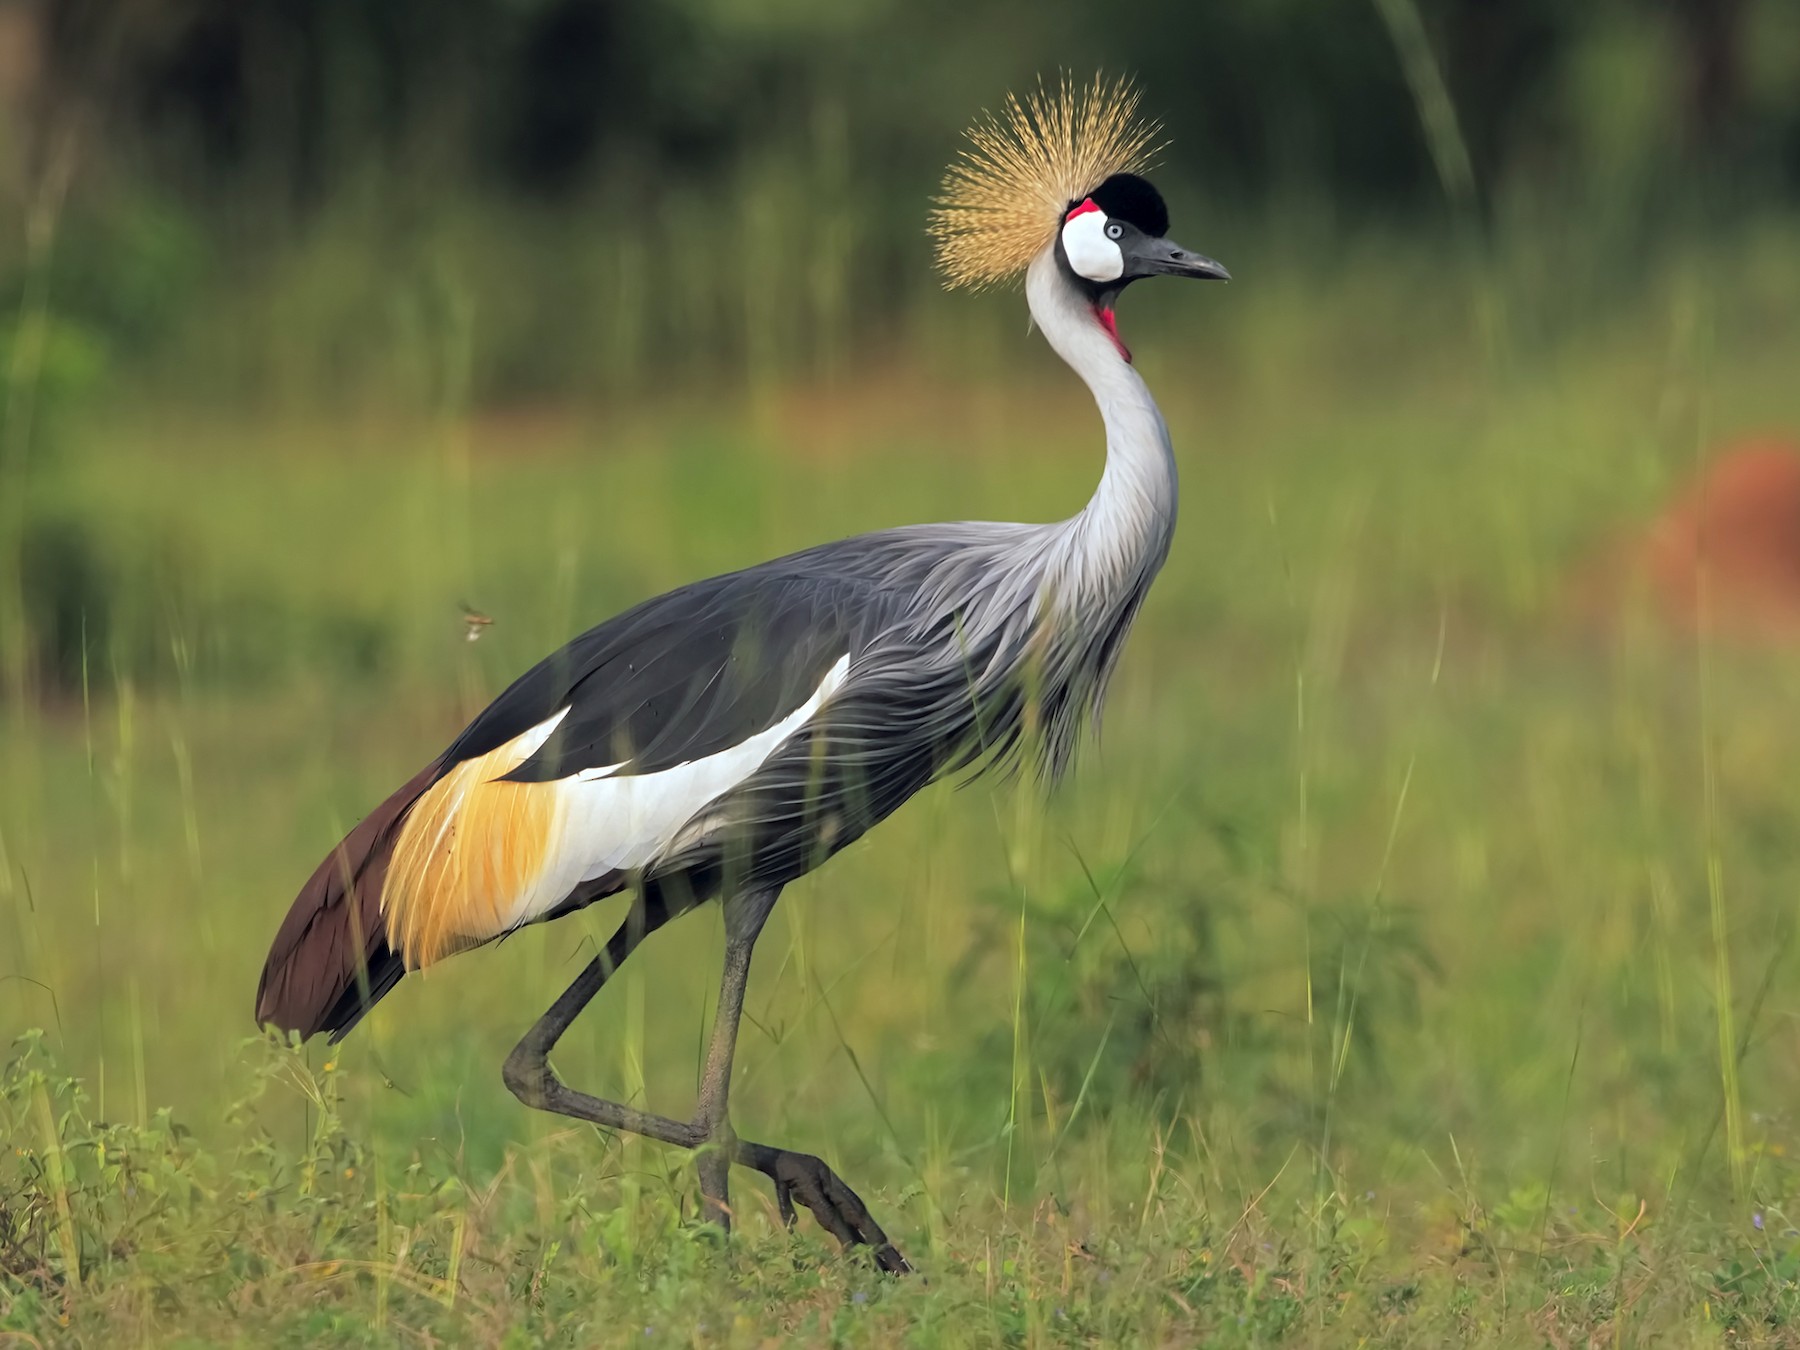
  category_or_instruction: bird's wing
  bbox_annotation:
[380,567,874,966]
[476,571,860,780]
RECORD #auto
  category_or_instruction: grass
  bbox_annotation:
[5,217,1800,1344]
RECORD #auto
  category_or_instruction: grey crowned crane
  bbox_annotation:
[255,75,1228,1273]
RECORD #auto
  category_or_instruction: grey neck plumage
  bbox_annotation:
[1026,248,1179,624]
[1001,245,1178,775]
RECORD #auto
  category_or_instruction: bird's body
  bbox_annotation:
[256,75,1224,1272]
[259,262,1177,1038]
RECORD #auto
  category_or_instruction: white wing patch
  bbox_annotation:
[499,653,852,932]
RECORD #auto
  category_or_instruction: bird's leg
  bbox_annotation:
[692,890,912,1272]
[688,885,781,1226]
[731,1136,913,1274]
[502,893,706,1150]
[692,923,756,1228]
[504,886,911,1272]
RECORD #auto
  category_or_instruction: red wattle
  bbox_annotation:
[1095,306,1132,363]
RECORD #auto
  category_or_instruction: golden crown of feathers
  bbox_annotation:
[929,73,1163,291]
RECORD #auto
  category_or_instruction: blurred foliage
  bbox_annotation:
[0,0,1792,411]
[28,0,1800,209]
[6,506,392,698]
[961,818,1440,1150]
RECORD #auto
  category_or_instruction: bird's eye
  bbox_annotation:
[1105,223,1123,241]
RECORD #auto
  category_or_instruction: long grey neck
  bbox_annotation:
[1024,249,1179,609]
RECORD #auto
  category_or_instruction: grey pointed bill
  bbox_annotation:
[1126,236,1230,282]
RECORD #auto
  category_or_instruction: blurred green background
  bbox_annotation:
[4,1,1800,1343]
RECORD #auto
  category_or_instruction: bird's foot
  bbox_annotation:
[735,1140,912,1274]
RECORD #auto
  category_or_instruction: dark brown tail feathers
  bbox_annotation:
[255,760,443,1043]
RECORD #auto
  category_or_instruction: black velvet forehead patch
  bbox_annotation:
[1083,173,1169,238]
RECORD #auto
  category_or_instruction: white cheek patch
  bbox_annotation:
[1061,209,1124,284]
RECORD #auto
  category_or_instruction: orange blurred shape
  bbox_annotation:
[1638,437,1800,637]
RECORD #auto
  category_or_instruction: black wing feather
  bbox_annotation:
[444,565,876,783]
